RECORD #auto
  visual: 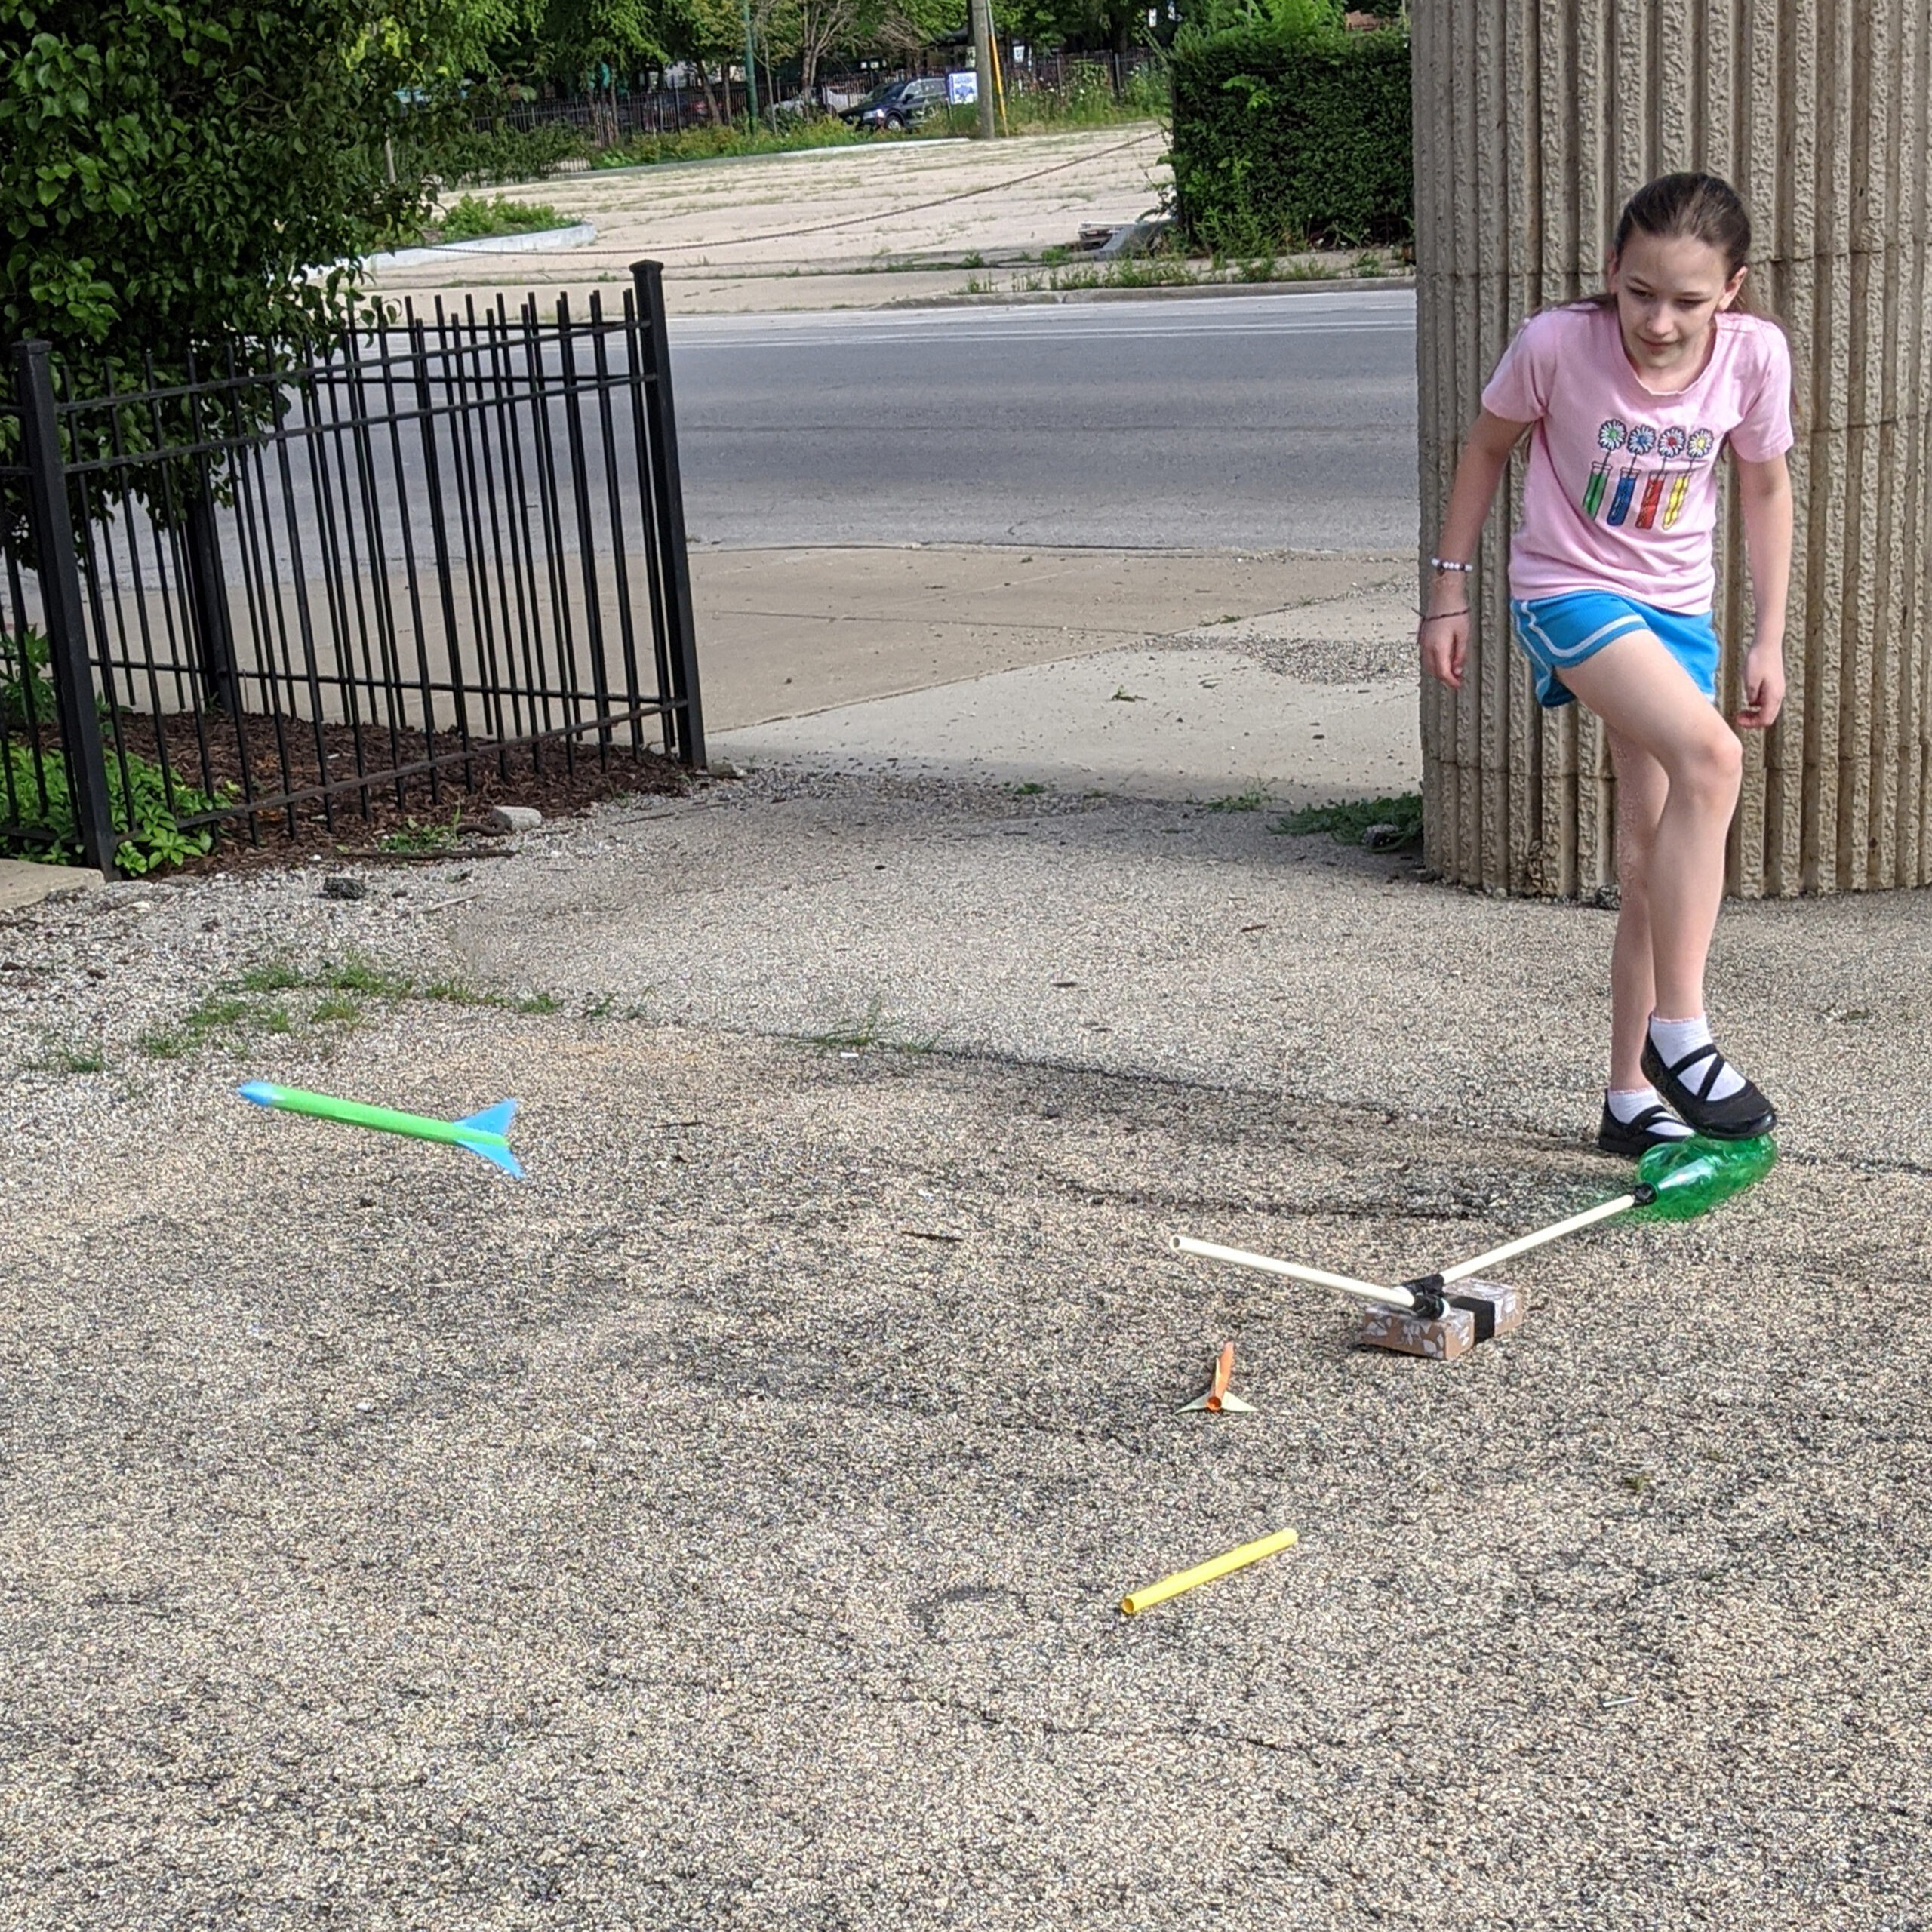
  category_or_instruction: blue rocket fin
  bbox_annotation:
[454,1099,522,1177]
[455,1099,518,1137]
[462,1137,525,1179]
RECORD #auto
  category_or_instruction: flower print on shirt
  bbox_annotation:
[1481,305,1794,608]
[1638,426,1688,528]
[1586,420,1717,530]
[1606,423,1657,526]
[1665,429,1716,528]
[1583,420,1627,518]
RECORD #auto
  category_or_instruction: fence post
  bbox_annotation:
[13,340,116,875]
[630,260,706,769]
[185,489,240,715]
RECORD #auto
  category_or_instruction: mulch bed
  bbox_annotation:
[112,710,693,874]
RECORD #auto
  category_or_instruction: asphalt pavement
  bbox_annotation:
[5,788,1929,1928]
[671,289,1420,550]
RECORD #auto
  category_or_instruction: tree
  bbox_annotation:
[786,0,958,99]
[526,0,662,135]
[1,0,432,394]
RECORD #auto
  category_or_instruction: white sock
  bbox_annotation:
[1606,1084,1693,1137]
[1647,1014,1746,1100]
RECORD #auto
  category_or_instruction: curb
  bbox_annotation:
[363,223,598,270]
[883,274,1417,310]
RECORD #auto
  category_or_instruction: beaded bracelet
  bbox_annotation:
[1429,556,1474,574]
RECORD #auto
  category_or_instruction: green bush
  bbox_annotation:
[3,737,226,875]
[1168,22,1411,254]
[0,3,425,395]
[3,626,225,873]
[436,195,570,241]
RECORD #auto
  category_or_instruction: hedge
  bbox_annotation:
[1168,25,1412,255]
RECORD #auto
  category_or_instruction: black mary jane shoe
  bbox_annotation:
[1640,1035,1778,1140]
[1595,1100,1693,1158]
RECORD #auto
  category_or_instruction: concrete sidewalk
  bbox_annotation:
[693,545,1418,800]
[442,774,1932,1171]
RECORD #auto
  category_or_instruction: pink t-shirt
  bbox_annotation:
[1480,303,1794,611]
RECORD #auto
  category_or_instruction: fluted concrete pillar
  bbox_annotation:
[1414,2,1932,896]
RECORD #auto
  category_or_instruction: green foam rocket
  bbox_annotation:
[238,1081,522,1177]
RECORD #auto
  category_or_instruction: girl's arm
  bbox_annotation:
[1733,452,1792,731]
[1420,410,1533,689]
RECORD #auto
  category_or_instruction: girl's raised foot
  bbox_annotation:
[1641,1020,1777,1139]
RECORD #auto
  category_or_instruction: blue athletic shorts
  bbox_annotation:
[1510,592,1720,710]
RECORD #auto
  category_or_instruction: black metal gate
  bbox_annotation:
[1,259,703,875]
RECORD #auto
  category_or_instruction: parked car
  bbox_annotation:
[841,76,948,131]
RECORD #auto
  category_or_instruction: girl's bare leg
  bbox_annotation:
[1559,633,1741,1022]
[1605,730,1669,1090]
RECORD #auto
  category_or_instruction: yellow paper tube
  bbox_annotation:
[1119,1527,1298,1616]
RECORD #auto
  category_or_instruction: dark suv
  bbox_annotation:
[842,76,949,131]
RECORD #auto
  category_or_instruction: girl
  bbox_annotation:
[1420,173,1793,1155]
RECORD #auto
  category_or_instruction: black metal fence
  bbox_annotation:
[1,259,703,875]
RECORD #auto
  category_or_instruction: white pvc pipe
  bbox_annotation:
[1169,1235,1414,1311]
[1434,1192,1637,1286]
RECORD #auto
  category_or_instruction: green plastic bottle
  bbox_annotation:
[1627,1134,1777,1223]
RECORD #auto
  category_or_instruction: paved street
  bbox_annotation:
[672,290,1420,549]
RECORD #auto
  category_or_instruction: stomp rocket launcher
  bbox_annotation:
[238,1082,524,1177]
[1172,1134,1776,1361]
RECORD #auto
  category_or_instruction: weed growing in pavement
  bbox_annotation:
[236,961,305,993]
[1275,255,1353,281]
[134,955,561,1062]
[1272,792,1423,849]
[1205,783,1271,813]
[138,990,278,1060]
[1011,782,1047,796]
[24,1035,107,1075]
[1110,687,1143,703]
[378,808,465,855]
[803,995,941,1056]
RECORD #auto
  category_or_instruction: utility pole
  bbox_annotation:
[969,0,996,137]
[739,0,759,122]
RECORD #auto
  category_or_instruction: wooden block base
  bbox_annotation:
[1355,1278,1524,1361]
